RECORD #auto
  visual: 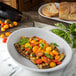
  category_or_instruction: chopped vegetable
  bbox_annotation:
[14,36,65,69]
[49,43,58,47]
[35,59,43,64]
[13,21,18,26]
[18,38,29,45]
[44,53,53,59]
[39,42,45,49]
[50,62,56,68]
[1,23,5,27]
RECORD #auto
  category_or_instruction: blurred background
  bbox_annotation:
[0,0,76,11]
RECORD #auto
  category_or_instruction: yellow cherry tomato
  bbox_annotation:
[31,40,36,44]
[4,24,9,29]
[50,62,56,68]
[46,47,52,51]
[55,55,59,60]
[52,50,58,55]
[0,20,2,24]
[5,32,11,37]
[1,27,5,31]
[9,24,13,28]
[39,40,43,43]
[33,46,38,52]
[0,34,5,38]
[25,43,31,48]
[13,21,18,26]
[50,52,54,56]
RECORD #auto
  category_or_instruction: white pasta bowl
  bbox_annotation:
[7,27,72,72]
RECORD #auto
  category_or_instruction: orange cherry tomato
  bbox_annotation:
[56,61,62,65]
[13,21,18,26]
[4,24,9,29]
[0,20,2,24]
[5,32,11,37]
[9,24,13,28]
[1,27,5,31]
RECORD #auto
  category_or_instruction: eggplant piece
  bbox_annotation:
[37,63,50,69]
[58,53,65,61]
[0,2,22,21]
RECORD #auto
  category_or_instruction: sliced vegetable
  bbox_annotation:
[50,62,56,68]
[44,53,53,59]
[35,59,43,64]
[0,34,5,38]
[49,43,58,47]
[5,32,11,37]
[39,42,45,49]
[18,38,29,45]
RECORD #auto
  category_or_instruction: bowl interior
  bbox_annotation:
[7,27,72,72]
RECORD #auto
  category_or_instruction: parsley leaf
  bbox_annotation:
[39,43,45,49]
[18,38,29,45]
[44,53,53,59]
[49,43,58,47]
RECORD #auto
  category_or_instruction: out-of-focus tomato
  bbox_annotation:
[3,38,7,43]
[1,27,5,31]
[5,32,11,37]
[0,34,5,38]
[1,23,5,27]
[35,59,43,64]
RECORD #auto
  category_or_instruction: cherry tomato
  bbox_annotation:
[35,51,43,57]
[56,61,62,65]
[1,27,5,31]
[3,38,7,43]
[36,37,40,41]
[0,20,2,24]
[1,23,5,27]
[13,21,18,26]
[52,60,58,63]
[35,59,43,64]
[5,32,11,37]
[0,34,5,38]
[4,24,9,29]
[25,48,30,51]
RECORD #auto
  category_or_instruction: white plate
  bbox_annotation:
[7,27,72,72]
[38,3,76,24]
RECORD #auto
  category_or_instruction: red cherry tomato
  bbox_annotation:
[3,38,7,43]
[1,23,5,27]
[36,37,40,41]
[25,48,30,51]
[35,59,43,64]
[56,61,62,65]
[52,60,58,63]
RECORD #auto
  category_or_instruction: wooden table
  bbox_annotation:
[24,11,70,26]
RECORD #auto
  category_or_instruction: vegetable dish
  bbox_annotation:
[14,36,65,69]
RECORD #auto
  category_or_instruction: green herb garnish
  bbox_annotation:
[33,38,37,42]
[44,53,53,59]
[39,43,45,49]
[49,43,58,47]
[18,38,29,45]
[26,45,32,49]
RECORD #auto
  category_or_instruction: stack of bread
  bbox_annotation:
[41,2,76,21]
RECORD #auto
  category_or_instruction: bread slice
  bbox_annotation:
[59,2,76,20]
[42,3,59,17]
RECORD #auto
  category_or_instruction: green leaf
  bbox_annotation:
[33,38,37,42]
[55,23,66,30]
[18,38,29,45]
[64,32,71,43]
[44,53,53,59]
[72,36,76,48]
[26,45,32,49]
[51,29,65,37]
[39,43,45,49]
[49,43,58,47]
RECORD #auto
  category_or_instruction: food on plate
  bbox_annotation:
[41,3,59,17]
[14,36,65,69]
[59,2,76,20]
